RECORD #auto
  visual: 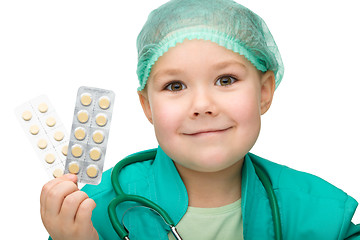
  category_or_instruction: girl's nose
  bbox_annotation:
[190,89,219,118]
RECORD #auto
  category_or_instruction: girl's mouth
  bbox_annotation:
[184,127,232,136]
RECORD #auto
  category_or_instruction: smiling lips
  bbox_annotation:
[184,127,232,136]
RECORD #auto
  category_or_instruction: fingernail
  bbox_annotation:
[65,173,77,182]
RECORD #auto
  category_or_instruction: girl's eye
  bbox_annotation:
[215,76,237,86]
[165,82,186,91]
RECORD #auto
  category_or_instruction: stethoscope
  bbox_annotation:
[108,149,282,240]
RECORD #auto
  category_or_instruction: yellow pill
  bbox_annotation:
[80,93,92,106]
[89,147,101,161]
[29,125,40,135]
[45,153,55,164]
[92,131,104,144]
[95,114,107,127]
[68,162,80,174]
[53,168,64,178]
[62,145,68,156]
[71,144,83,158]
[37,139,47,149]
[38,102,48,113]
[46,117,56,127]
[22,110,32,121]
[98,96,110,109]
[54,131,64,141]
[86,165,98,178]
[77,110,89,123]
[74,127,86,141]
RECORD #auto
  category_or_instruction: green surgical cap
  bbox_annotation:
[136,0,284,91]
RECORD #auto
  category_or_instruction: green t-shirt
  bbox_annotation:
[168,199,243,240]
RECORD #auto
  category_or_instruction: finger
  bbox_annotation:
[40,177,66,215]
[44,180,79,218]
[40,174,77,209]
[59,190,89,221]
[60,173,78,183]
[75,198,96,225]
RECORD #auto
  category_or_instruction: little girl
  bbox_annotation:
[41,0,360,239]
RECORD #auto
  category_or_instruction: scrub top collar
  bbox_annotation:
[148,146,272,237]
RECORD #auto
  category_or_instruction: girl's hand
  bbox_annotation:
[40,174,99,240]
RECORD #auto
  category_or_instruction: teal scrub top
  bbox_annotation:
[51,147,360,239]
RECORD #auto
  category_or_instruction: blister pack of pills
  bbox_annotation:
[65,86,115,185]
[15,95,69,179]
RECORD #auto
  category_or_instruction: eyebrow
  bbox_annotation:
[151,60,247,80]
[212,60,247,72]
[152,68,183,81]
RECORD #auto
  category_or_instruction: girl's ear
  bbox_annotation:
[138,91,153,124]
[260,71,276,115]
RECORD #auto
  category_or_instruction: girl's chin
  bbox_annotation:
[175,157,243,173]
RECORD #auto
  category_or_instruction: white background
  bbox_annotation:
[1,0,359,238]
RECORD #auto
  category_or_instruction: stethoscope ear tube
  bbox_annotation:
[170,226,183,240]
[253,163,282,240]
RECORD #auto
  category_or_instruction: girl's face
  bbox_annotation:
[139,39,275,173]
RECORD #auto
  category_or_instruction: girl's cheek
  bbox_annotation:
[152,101,179,127]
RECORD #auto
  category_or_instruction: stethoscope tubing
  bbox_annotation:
[111,149,157,196]
[108,149,178,239]
[109,149,282,240]
[253,163,282,240]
